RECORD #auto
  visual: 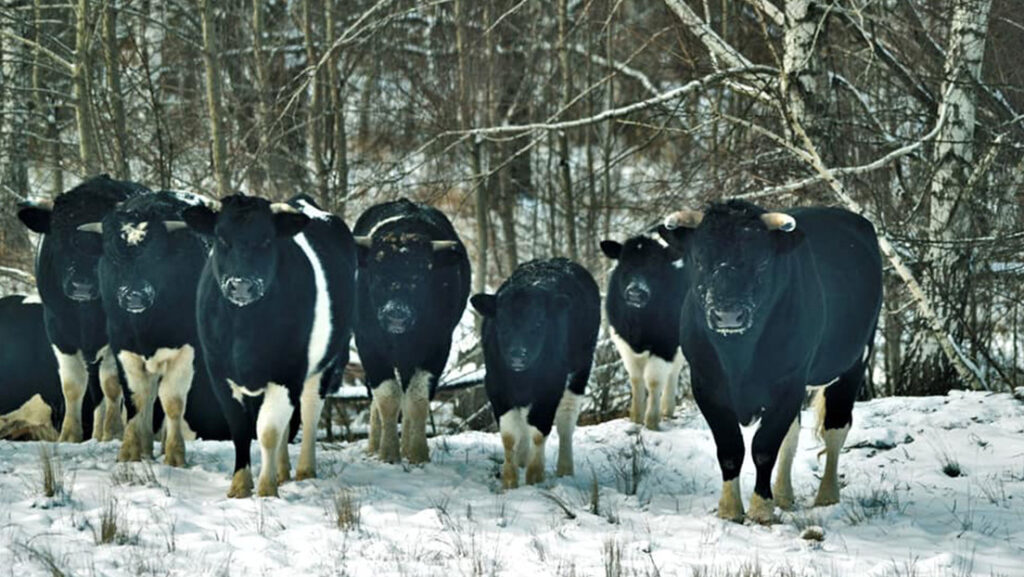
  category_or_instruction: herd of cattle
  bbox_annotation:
[0,174,883,524]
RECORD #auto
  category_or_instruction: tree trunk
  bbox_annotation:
[74,0,100,175]
[103,0,129,179]
[303,0,328,207]
[557,0,578,261]
[0,13,33,268]
[251,0,274,195]
[199,0,231,197]
[325,2,348,217]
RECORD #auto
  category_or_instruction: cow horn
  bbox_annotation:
[354,236,373,248]
[431,240,458,251]
[77,222,103,234]
[269,202,300,214]
[760,212,796,232]
[163,221,188,232]
[664,210,704,230]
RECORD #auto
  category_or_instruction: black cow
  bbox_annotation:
[0,295,62,440]
[78,191,230,465]
[183,194,356,498]
[470,258,600,489]
[352,199,470,464]
[659,200,882,524]
[601,233,687,430]
[17,175,147,442]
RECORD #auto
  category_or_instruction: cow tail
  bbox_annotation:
[812,387,827,460]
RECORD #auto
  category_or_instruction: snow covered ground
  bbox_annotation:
[1,390,1022,577]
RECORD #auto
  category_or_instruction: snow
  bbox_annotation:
[1,390,1022,576]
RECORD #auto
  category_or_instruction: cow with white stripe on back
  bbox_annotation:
[352,199,470,465]
[182,194,356,498]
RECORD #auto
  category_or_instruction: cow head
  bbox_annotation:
[182,195,310,307]
[17,176,138,303]
[659,200,803,336]
[471,288,570,372]
[354,232,461,335]
[600,235,682,309]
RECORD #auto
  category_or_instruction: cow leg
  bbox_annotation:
[498,408,528,490]
[692,375,746,522]
[610,330,646,425]
[645,356,679,430]
[814,363,861,506]
[277,420,291,485]
[222,394,254,499]
[661,349,684,419]
[772,416,800,510]
[54,348,88,443]
[117,351,157,461]
[255,383,293,497]
[296,372,323,480]
[155,345,194,468]
[367,400,381,455]
[98,347,124,441]
[749,388,804,525]
[401,370,432,464]
[374,379,402,463]
[555,390,581,477]
[525,427,547,486]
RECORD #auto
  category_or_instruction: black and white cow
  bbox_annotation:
[17,175,147,442]
[0,295,62,440]
[659,200,882,524]
[352,199,470,464]
[601,233,687,430]
[78,191,230,465]
[183,194,356,497]
[470,258,600,489]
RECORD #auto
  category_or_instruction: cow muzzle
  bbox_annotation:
[379,300,415,334]
[505,345,531,372]
[117,283,156,314]
[706,303,754,335]
[623,280,651,308]
[221,277,265,307]
[62,271,99,302]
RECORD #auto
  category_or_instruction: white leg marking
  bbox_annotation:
[719,478,744,522]
[773,417,800,510]
[296,372,323,480]
[117,350,158,461]
[643,355,676,431]
[293,232,332,375]
[555,390,581,477]
[256,383,294,497]
[748,491,775,525]
[152,345,194,467]
[815,424,850,507]
[610,327,648,425]
[367,399,381,454]
[499,408,529,489]
[401,370,432,464]
[662,348,684,419]
[525,426,547,485]
[373,379,402,463]
[53,348,88,443]
[97,346,124,442]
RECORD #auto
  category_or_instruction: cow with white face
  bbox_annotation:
[183,194,356,498]
[17,175,147,442]
[601,233,687,430]
[352,199,470,465]
[77,191,231,465]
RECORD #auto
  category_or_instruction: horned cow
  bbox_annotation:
[660,200,882,524]
[352,199,470,465]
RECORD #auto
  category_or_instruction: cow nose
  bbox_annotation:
[223,277,261,305]
[624,282,651,307]
[380,300,415,333]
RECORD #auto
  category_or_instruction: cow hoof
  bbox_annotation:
[277,468,291,485]
[747,494,775,525]
[58,426,83,444]
[117,434,141,462]
[555,462,574,477]
[228,469,254,499]
[644,418,660,432]
[404,443,430,465]
[773,484,795,511]
[501,463,519,490]
[164,451,185,468]
[295,467,316,481]
[257,477,279,498]
[525,466,544,486]
[813,492,840,507]
[378,444,400,464]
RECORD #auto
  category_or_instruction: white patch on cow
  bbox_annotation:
[170,190,214,207]
[0,394,57,441]
[295,198,332,221]
[671,259,685,269]
[121,222,149,246]
[372,379,402,463]
[297,372,323,479]
[256,382,294,496]
[555,390,581,477]
[719,478,744,521]
[293,233,332,376]
[366,214,408,237]
[815,424,850,507]
[610,327,682,428]
[96,345,124,442]
[773,417,800,510]
[152,345,195,466]
[21,294,42,304]
[53,347,88,442]
[228,379,266,403]
[401,370,431,463]
[499,407,531,489]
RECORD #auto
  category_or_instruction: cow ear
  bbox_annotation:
[774,228,806,255]
[17,202,52,234]
[657,224,691,253]
[599,240,622,260]
[182,205,218,236]
[470,294,497,318]
[273,212,310,238]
